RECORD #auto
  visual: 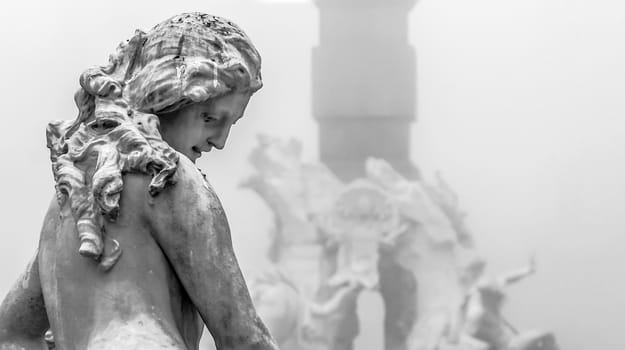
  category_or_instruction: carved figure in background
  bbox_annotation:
[249,267,305,349]
[307,181,398,350]
[0,13,277,350]
[448,258,559,350]
[461,259,536,348]
[366,158,469,350]
[241,135,342,288]
[425,172,475,247]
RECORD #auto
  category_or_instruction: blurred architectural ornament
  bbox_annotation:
[244,136,559,350]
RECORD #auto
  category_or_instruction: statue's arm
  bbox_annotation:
[0,251,49,350]
[141,166,278,350]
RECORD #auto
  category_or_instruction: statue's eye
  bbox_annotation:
[201,112,217,123]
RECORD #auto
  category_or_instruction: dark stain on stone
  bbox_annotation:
[176,34,185,56]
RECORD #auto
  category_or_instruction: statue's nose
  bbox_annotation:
[211,126,231,150]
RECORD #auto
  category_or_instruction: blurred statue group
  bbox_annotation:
[243,135,560,350]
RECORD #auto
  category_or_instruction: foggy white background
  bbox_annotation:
[1,1,623,349]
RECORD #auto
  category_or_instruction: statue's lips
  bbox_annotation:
[191,146,210,160]
[193,145,213,154]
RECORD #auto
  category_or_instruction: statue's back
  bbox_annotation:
[38,161,206,350]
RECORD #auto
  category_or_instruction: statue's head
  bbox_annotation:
[126,13,262,161]
[47,13,262,269]
[80,12,262,162]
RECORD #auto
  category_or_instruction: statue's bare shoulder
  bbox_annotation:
[122,155,226,229]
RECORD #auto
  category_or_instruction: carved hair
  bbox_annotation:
[46,13,263,270]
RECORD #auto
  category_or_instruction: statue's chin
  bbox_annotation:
[181,150,200,164]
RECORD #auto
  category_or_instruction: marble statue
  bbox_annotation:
[0,13,278,350]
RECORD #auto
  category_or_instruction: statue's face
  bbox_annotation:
[158,92,251,163]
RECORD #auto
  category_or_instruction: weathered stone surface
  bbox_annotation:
[0,12,276,350]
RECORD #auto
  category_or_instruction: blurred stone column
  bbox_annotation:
[312,1,419,350]
[313,0,419,182]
